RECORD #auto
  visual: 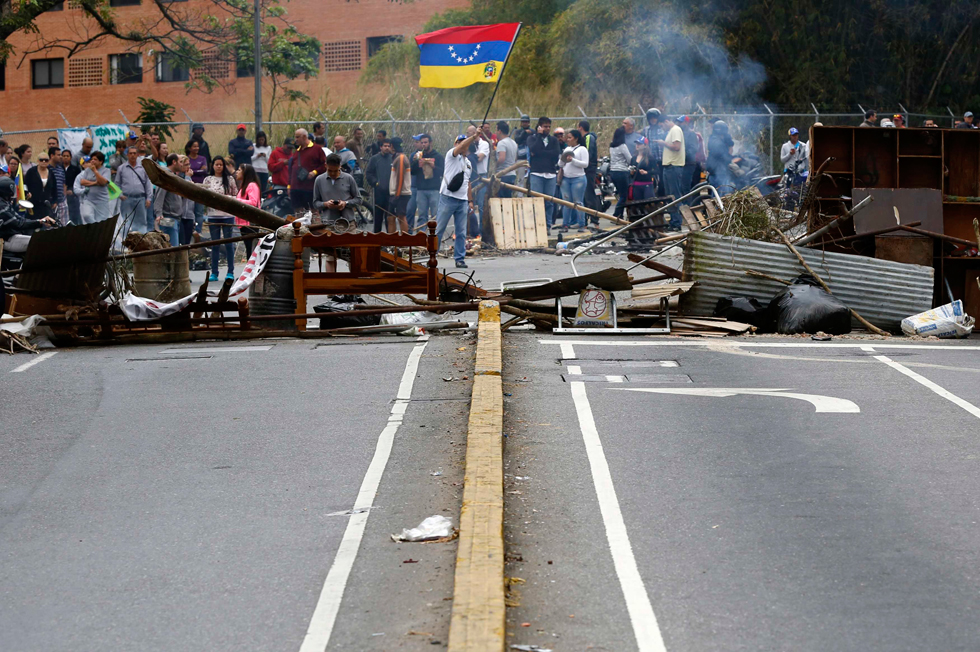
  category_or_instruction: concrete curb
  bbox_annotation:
[448,300,505,651]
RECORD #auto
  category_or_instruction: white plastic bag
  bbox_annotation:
[391,515,453,542]
[901,300,975,338]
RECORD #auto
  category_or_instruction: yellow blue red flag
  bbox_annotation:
[415,23,521,89]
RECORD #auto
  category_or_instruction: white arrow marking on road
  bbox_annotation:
[610,387,860,413]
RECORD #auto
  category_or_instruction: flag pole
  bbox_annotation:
[480,23,522,127]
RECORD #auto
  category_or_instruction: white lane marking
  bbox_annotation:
[612,387,860,413]
[161,346,272,353]
[10,351,57,373]
[298,337,428,652]
[569,381,666,652]
[560,342,576,359]
[873,354,980,420]
[606,375,625,383]
[560,343,666,651]
[541,340,980,351]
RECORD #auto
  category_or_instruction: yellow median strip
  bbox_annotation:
[448,300,506,651]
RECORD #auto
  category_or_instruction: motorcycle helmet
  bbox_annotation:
[0,176,16,199]
[646,108,661,121]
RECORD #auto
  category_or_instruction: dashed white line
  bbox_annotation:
[10,351,57,373]
[563,344,667,652]
[541,340,980,351]
[161,346,272,353]
[298,335,428,652]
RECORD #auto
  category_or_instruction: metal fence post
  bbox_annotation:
[947,106,956,128]
[59,113,71,127]
[765,104,774,175]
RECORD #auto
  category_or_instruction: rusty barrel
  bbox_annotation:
[249,239,309,330]
[132,250,192,303]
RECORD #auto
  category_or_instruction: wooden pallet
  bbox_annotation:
[489,197,549,250]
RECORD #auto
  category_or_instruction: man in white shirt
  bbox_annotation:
[780,127,809,185]
[436,133,478,268]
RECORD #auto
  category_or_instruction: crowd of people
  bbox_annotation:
[2,106,974,272]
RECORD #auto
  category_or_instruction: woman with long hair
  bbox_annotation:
[14,145,34,173]
[251,131,271,193]
[202,156,238,281]
[630,138,656,202]
[608,127,632,218]
[235,164,262,260]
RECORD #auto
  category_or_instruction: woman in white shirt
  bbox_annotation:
[202,157,238,281]
[251,130,272,193]
[559,129,590,232]
[608,127,632,218]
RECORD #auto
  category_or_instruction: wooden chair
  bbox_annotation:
[291,220,439,330]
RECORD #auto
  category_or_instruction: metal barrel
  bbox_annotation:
[132,250,192,303]
[249,239,309,330]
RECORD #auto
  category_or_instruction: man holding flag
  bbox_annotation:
[415,22,521,266]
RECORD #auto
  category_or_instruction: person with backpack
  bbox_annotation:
[435,132,478,268]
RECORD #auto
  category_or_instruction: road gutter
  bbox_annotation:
[448,300,505,651]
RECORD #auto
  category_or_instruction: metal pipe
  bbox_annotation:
[569,185,725,276]
[253,0,263,134]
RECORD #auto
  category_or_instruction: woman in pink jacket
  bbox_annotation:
[235,164,262,260]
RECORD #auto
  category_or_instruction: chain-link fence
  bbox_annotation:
[1,107,960,175]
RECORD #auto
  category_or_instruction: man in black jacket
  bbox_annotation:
[578,120,599,219]
[365,139,394,233]
[410,133,443,231]
[526,117,562,230]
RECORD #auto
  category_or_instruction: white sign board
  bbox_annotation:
[58,128,89,157]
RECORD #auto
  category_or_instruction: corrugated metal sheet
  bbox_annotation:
[680,232,934,330]
[17,217,117,299]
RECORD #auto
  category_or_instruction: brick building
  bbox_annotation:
[0,0,467,135]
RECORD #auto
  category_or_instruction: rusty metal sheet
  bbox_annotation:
[852,188,944,236]
[681,232,935,331]
[17,217,117,300]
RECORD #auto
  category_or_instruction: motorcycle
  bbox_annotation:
[594,156,617,212]
[261,185,292,219]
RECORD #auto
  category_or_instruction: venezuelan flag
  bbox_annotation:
[415,23,521,89]
[14,165,26,203]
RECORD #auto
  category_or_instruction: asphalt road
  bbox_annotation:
[502,335,980,651]
[0,333,475,651]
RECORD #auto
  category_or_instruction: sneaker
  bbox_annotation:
[208,273,219,282]
[455,261,468,268]
[226,272,235,280]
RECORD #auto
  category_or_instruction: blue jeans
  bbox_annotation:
[415,189,440,232]
[159,216,180,248]
[436,194,467,263]
[498,175,516,198]
[529,174,557,229]
[406,187,417,231]
[631,183,655,202]
[193,202,205,233]
[120,195,149,233]
[560,175,587,230]
[208,217,236,276]
[662,165,685,229]
[610,170,630,217]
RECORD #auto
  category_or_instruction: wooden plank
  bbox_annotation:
[490,198,506,248]
[679,205,700,231]
[529,197,549,248]
[630,281,696,300]
[673,317,753,333]
[502,198,518,250]
[626,253,685,279]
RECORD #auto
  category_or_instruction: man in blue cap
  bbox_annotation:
[780,127,808,184]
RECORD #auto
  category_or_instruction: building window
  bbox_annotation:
[109,0,140,5]
[367,35,403,59]
[236,52,253,78]
[110,53,142,84]
[0,65,5,91]
[156,52,189,82]
[68,57,104,87]
[324,40,361,72]
[49,2,64,11]
[32,59,65,89]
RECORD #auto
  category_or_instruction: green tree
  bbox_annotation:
[135,97,176,139]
